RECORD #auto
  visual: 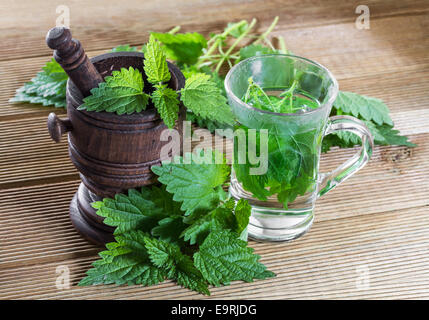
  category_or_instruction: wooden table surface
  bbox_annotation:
[1,0,428,300]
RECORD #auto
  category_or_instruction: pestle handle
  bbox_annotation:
[46,27,103,97]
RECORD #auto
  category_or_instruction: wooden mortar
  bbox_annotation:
[47,51,185,245]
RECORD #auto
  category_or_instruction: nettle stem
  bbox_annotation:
[204,20,247,56]
[197,20,251,70]
[253,16,279,45]
[277,36,288,54]
[214,18,257,73]
[168,26,181,34]
[277,80,298,112]
[196,16,280,72]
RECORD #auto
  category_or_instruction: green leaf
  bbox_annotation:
[180,73,235,125]
[182,69,230,132]
[334,91,393,125]
[93,187,172,235]
[150,185,183,215]
[180,64,201,79]
[151,84,180,128]
[9,58,68,108]
[151,150,230,215]
[174,255,210,296]
[194,229,275,286]
[111,44,138,52]
[152,216,187,245]
[234,199,251,235]
[144,35,171,84]
[151,32,207,65]
[79,230,166,286]
[239,44,277,61]
[326,120,416,151]
[186,111,230,133]
[374,124,416,147]
[79,67,149,115]
[181,215,214,245]
[144,237,210,295]
[181,66,227,96]
[333,129,361,146]
[144,236,179,270]
[181,198,247,245]
[225,21,249,38]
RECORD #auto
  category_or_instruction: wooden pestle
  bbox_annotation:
[46,27,103,97]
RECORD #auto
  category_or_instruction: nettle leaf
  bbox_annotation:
[225,20,249,38]
[151,32,207,65]
[111,44,138,52]
[186,111,229,133]
[79,67,149,115]
[144,35,171,84]
[181,198,244,245]
[194,229,275,286]
[144,237,210,295]
[144,236,179,270]
[239,44,277,61]
[79,230,166,287]
[180,73,235,125]
[92,187,172,235]
[234,199,252,235]
[9,58,68,108]
[334,91,393,125]
[149,185,183,215]
[374,124,416,147]
[180,64,201,80]
[151,150,230,215]
[151,84,180,128]
[333,129,361,146]
[328,120,416,150]
[181,215,214,245]
[152,216,187,246]
[174,255,210,296]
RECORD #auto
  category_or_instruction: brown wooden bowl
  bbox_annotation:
[47,51,186,245]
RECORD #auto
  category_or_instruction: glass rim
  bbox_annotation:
[224,53,339,117]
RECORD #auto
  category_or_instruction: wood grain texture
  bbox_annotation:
[0,0,428,300]
[1,0,427,61]
[1,205,429,299]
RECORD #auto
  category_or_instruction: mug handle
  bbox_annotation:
[318,115,374,197]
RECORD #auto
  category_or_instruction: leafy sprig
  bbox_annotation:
[79,67,149,114]
[78,35,234,128]
[80,150,274,295]
[144,35,171,84]
[9,58,68,107]
[180,73,235,125]
[152,151,230,215]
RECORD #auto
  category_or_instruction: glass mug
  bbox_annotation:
[224,54,374,241]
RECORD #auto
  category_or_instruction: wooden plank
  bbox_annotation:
[0,181,98,269]
[1,205,428,299]
[0,116,79,189]
[0,1,427,61]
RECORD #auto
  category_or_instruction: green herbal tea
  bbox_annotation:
[233,77,322,209]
